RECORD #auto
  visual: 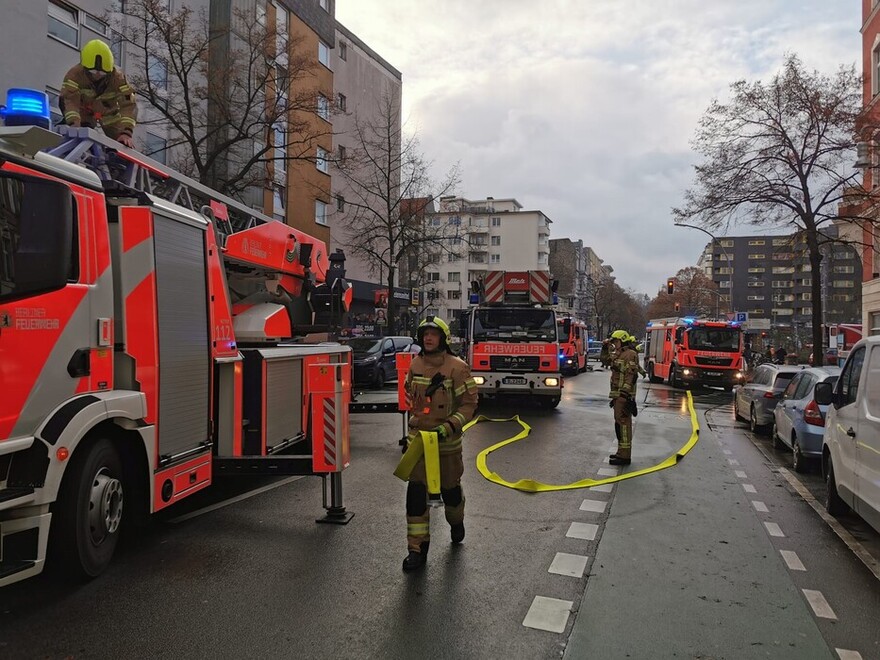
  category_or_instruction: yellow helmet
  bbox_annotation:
[82,40,114,73]
[610,330,629,341]
[418,315,451,343]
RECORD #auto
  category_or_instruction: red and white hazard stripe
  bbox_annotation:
[529,271,551,303]
[323,397,336,468]
[484,271,505,303]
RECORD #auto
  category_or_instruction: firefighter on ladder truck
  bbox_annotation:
[0,88,355,587]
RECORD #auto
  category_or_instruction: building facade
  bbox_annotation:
[424,196,552,324]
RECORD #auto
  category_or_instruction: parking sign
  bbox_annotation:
[735,312,748,323]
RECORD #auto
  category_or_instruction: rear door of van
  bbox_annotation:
[856,344,880,528]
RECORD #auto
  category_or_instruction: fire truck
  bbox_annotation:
[557,315,587,375]
[825,323,863,364]
[0,91,354,586]
[462,270,562,408]
[644,317,745,390]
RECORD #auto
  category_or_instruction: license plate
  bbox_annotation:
[503,377,527,385]
[705,371,722,377]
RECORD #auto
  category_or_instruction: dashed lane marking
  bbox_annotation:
[734,470,748,479]
[836,649,864,660]
[728,458,740,466]
[579,499,607,513]
[764,522,785,537]
[596,467,618,476]
[566,522,599,540]
[802,589,837,620]
[742,483,757,494]
[589,483,614,493]
[522,596,573,633]
[752,501,769,513]
[780,550,806,571]
[548,552,589,578]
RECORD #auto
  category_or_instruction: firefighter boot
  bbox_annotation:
[402,541,429,572]
[609,455,631,466]
[451,523,465,544]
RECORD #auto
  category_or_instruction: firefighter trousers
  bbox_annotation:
[405,451,465,552]
[612,396,633,459]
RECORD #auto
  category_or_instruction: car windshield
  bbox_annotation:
[346,338,382,353]
[686,327,740,352]
[474,308,556,341]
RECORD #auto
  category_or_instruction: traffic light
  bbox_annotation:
[674,302,681,312]
[667,279,675,295]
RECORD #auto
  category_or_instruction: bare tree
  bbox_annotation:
[589,275,646,338]
[673,54,866,365]
[114,0,330,198]
[333,90,460,332]
[646,266,722,319]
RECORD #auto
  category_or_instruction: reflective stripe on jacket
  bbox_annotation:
[609,346,640,399]
[60,64,138,135]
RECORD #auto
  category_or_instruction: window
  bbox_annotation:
[316,147,328,174]
[273,121,286,162]
[491,217,501,227]
[750,308,765,315]
[318,41,330,68]
[447,252,459,262]
[874,42,880,96]
[336,195,345,212]
[773,308,793,316]
[783,373,804,400]
[839,346,865,406]
[426,272,440,282]
[772,238,790,246]
[273,184,286,219]
[256,2,266,25]
[719,281,730,288]
[491,236,501,246]
[337,144,346,161]
[771,280,792,288]
[448,289,461,300]
[747,253,765,260]
[315,200,328,226]
[772,266,794,274]
[831,294,853,302]
[275,3,288,56]
[833,265,855,274]
[317,95,330,121]
[470,255,486,264]
[719,239,734,247]
[148,56,168,91]
[747,267,765,274]
[747,295,765,301]
[143,132,167,165]
[490,254,500,264]
[714,253,732,261]
[833,280,855,288]
[48,1,78,47]
[799,292,812,301]
[110,32,124,68]
[748,240,765,246]
[716,267,732,274]
[83,14,109,35]
[747,281,765,287]
[339,41,347,61]
[337,93,347,112]
[448,272,460,283]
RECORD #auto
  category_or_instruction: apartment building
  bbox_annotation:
[424,196,552,324]
[704,231,862,340]
[548,239,611,330]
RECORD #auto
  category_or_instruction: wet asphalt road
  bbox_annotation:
[2,368,879,659]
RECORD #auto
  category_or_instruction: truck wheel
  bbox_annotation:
[825,457,848,516]
[51,438,124,580]
[648,364,662,384]
[668,365,679,389]
[543,396,561,409]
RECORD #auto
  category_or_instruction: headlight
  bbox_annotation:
[473,375,486,385]
[682,369,691,376]
[735,371,744,379]
[361,355,379,364]
[544,377,559,387]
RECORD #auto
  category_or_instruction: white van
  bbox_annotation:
[815,335,880,532]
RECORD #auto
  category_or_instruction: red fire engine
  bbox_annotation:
[825,323,863,364]
[644,316,745,390]
[557,316,587,375]
[0,110,354,585]
[462,270,562,408]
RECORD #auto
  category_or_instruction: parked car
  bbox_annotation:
[586,339,603,361]
[771,366,840,473]
[734,363,803,434]
[815,336,880,533]
[348,336,414,387]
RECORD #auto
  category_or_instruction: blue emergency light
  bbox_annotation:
[469,293,480,305]
[683,317,696,325]
[1,88,51,129]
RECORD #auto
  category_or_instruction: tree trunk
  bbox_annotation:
[807,233,824,367]
[386,268,396,336]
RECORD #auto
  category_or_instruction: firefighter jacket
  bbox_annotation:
[405,350,478,455]
[609,345,641,399]
[60,65,138,136]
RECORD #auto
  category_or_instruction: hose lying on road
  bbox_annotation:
[469,391,700,493]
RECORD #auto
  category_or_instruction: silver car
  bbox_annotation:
[734,364,803,434]
[771,366,840,473]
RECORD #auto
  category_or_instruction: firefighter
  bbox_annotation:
[400,316,478,572]
[60,40,138,147]
[608,330,641,466]
[599,333,614,368]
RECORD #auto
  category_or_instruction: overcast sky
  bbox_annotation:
[335,0,860,295]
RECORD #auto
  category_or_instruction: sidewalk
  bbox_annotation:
[564,398,833,660]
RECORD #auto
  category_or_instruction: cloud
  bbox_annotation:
[336,0,861,294]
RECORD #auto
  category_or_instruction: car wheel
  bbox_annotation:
[825,456,849,516]
[771,419,785,449]
[374,366,386,389]
[734,398,743,422]
[749,405,763,435]
[792,436,807,473]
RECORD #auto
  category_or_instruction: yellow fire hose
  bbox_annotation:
[468,391,700,493]
[394,430,442,496]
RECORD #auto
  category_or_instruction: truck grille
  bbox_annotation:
[695,356,733,367]
[490,355,540,372]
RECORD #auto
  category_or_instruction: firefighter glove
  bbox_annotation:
[432,424,450,441]
[627,398,638,417]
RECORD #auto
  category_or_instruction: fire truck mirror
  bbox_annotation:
[0,173,74,304]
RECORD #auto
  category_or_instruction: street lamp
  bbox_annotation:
[674,222,734,316]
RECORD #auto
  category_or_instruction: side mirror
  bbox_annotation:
[814,382,834,406]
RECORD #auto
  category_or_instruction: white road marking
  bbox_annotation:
[780,550,806,571]
[566,522,599,540]
[589,483,614,493]
[167,476,305,523]
[752,501,769,513]
[764,522,785,537]
[802,589,837,620]
[742,484,757,494]
[579,499,607,513]
[836,649,863,660]
[777,467,880,583]
[723,449,732,455]
[548,552,589,578]
[728,458,740,466]
[597,467,618,476]
[735,470,747,479]
[522,596,573,633]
